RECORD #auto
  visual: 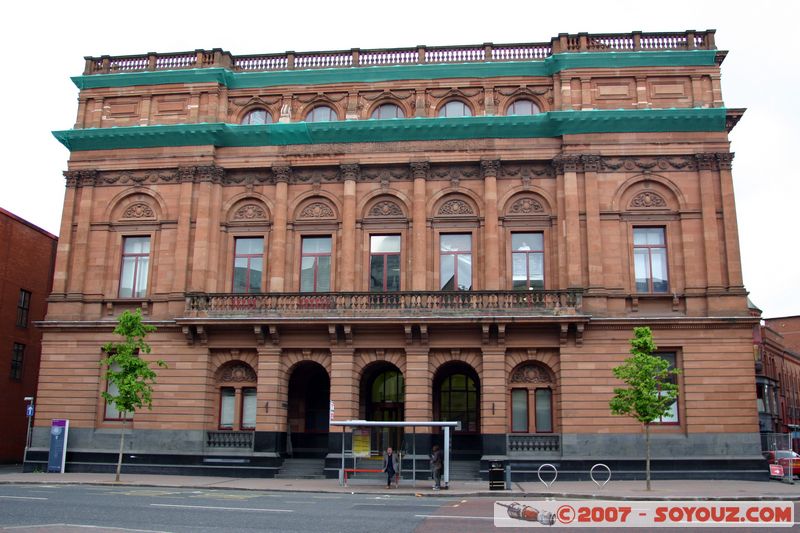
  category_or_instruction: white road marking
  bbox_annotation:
[150,503,292,512]
[0,524,169,532]
[415,515,493,520]
[0,495,47,500]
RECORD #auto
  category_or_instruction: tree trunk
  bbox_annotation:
[116,417,126,482]
[645,422,651,491]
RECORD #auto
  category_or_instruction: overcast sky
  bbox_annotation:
[1,0,797,318]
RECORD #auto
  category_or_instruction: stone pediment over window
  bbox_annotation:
[297,200,336,220]
[437,199,475,216]
[629,191,668,209]
[121,202,156,220]
[509,363,553,384]
[366,199,405,219]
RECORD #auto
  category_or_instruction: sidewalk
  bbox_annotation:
[1,470,799,500]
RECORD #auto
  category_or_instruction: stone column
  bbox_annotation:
[52,172,79,295]
[340,164,359,292]
[582,155,604,289]
[635,76,648,109]
[717,153,744,289]
[410,162,429,291]
[330,345,356,453]
[696,154,723,290]
[481,160,501,290]
[404,343,432,450]
[557,155,582,288]
[481,346,507,455]
[269,166,290,291]
[67,171,97,295]
[580,77,592,110]
[256,342,284,453]
[171,174,194,293]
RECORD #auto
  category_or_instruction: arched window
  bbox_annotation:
[506,99,540,116]
[241,109,273,125]
[438,100,472,118]
[305,105,338,122]
[438,371,479,432]
[371,103,405,119]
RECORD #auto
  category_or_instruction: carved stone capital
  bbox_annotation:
[581,154,601,172]
[480,159,501,178]
[64,170,98,188]
[716,152,734,170]
[272,165,292,183]
[552,154,581,174]
[410,161,429,180]
[695,153,717,171]
[339,163,360,182]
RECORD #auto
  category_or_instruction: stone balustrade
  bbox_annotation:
[507,434,561,455]
[83,30,715,75]
[185,290,583,318]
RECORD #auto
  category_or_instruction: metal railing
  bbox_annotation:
[507,434,561,454]
[206,431,254,450]
[185,290,582,318]
[83,30,716,74]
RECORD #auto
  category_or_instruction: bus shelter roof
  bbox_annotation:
[330,420,458,428]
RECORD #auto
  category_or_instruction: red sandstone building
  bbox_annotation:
[0,208,57,463]
[29,30,765,479]
[756,317,800,451]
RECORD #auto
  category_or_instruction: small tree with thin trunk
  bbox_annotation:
[101,309,166,482]
[609,327,679,491]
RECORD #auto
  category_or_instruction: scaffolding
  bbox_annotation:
[330,420,458,487]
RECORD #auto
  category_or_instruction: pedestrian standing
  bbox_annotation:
[430,444,443,490]
[382,446,398,488]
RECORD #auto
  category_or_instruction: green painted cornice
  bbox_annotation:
[71,50,718,90]
[52,108,727,152]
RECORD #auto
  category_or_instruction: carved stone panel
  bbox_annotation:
[509,364,552,384]
[629,191,667,209]
[437,199,474,216]
[232,203,267,221]
[367,200,404,218]
[121,202,155,220]
[507,197,545,216]
[219,363,257,383]
[298,201,335,220]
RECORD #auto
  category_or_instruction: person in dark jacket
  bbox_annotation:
[430,444,443,489]
[382,447,398,488]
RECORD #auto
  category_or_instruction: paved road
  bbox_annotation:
[1,484,797,532]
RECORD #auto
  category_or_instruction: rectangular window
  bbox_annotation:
[511,388,528,432]
[233,237,264,293]
[10,343,24,380]
[219,388,235,429]
[104,362,132,420]
[511,233,544,290]
[656,353,679,423]
[119,236,151,298]
[369,235,401,291]
[241,388,257,430]
[300,236,332,292]
[633,227,668,293]
[535,388,553,432]
[17,290,31,328]
[440,234,472,290]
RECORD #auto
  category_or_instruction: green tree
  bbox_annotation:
[101,309,166,482]
[609,326,679,491]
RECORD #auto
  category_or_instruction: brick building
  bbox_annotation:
[766,316,800,354]
[29,30,765,479]
[756,318,800,451]
[0,207,57,463]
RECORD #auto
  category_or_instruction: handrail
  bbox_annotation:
[82,30,715,74]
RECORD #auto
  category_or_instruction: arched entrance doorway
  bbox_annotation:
[433,361,481,458]
[360,363,404,454]
[287,361,330,457]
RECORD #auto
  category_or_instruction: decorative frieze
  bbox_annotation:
[480,159,501,178]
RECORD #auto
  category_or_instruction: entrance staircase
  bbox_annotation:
[275,458,325,479]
